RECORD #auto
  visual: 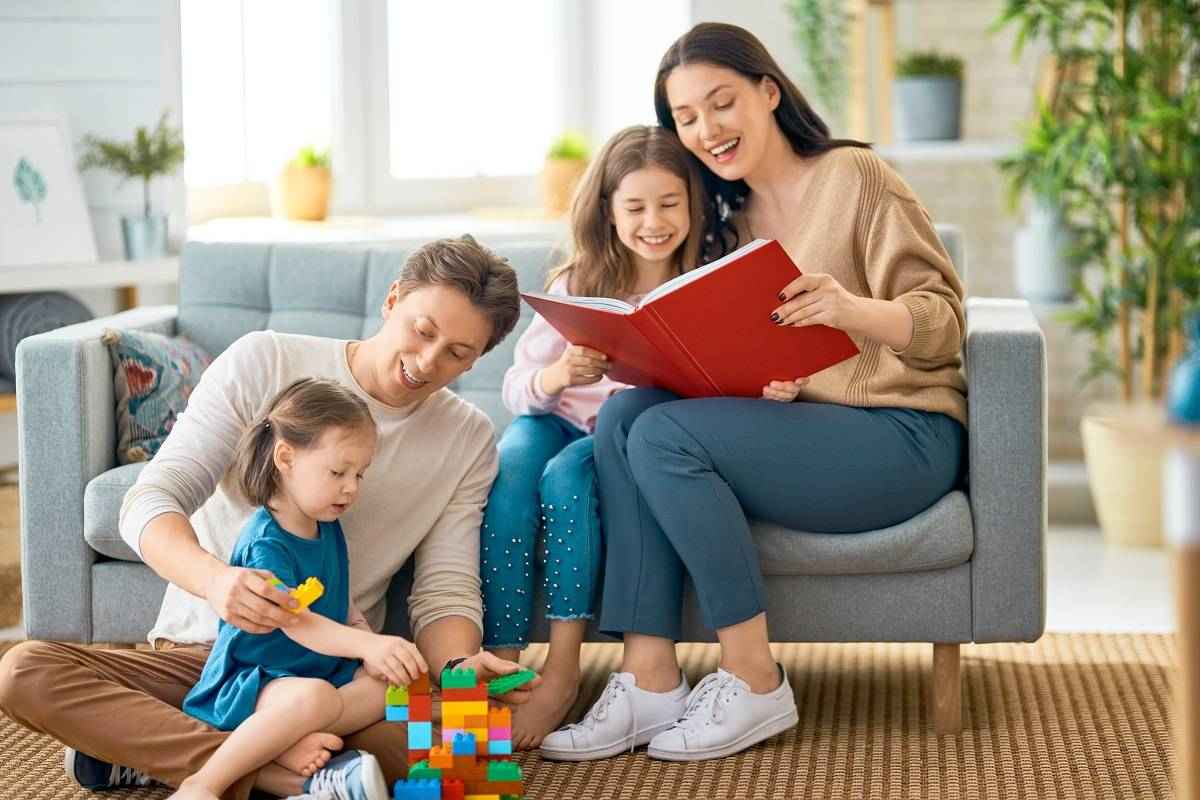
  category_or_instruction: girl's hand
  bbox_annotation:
[458,651,543,705]
[762,377,809,403]
[540,345,611,395]
[206,566,299,634]
[360,634,428,687]
[772,273,863,332]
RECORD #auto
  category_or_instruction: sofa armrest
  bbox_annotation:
[964,298,1047,643]
[16,305,178,641]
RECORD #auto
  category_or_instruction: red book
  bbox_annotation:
[521,239,860,398]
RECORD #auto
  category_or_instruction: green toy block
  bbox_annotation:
[440,666,478,690]
[405,760,441,781]
[487,668,537,697]
[386,684,409,706]
[487,761,522,782]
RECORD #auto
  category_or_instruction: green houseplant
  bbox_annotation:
[278,145,332,221]
[893,51,964,141]
[77,111,184,259]
[542,131,591,218]
[784,0,849,129]
[994,0,1200,546]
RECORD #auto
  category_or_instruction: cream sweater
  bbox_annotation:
[119,331,497,646]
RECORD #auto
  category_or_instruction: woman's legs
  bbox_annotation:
[481,414,582,662]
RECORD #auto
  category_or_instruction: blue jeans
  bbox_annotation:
[480,414,603,648]
[594,389,966,640]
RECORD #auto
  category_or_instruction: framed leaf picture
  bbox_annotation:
[0,113,97,266]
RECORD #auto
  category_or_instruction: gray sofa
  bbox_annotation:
[17,228,1045,733]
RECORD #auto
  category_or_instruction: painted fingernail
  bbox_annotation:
[778,292,786,301]
[770,313,780,322]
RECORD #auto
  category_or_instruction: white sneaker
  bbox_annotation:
[540,671,691,761]
[647,666,798,761]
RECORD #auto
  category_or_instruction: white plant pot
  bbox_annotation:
[1081,405,1168,548]
[1015,201,1074,303]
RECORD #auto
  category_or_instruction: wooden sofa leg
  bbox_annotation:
[932,642,962,734]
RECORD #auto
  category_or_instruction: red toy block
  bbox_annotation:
[407,748,428,763]
[409,673,432,695]
[442,778,466,800]
[442,686,487,702]
[409,693,433,721]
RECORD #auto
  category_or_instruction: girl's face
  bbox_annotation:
[610,165,691,272]
[276,424,377,522]
[664,62,780,183]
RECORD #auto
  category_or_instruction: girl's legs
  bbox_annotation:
[481,415,583,664]
[512,435,601,747]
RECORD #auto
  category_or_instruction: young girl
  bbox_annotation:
[482,125,709,750]
[173,377,427,800]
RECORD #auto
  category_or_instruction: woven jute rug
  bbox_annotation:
[0,634,1176,799]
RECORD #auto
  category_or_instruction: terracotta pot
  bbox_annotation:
[1081,404,1168,547]
[278,164,331,221]
[541,157,587,217]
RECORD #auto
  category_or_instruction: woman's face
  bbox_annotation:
[609,165,691,273]
[371,284,493,406]
[664,62,780,183]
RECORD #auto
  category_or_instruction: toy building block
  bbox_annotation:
[440,667,478,690]
[486,762,522,783]
[446,700,488,719]
[443,685,487,702]
[486,669,537,697]
[428,744,454,770]
[387,684,410,706]
[442,779,465,800]
[408,721,433,751]
[451,732,477,756]
[386,705,410,722]
[406,761,440,781]
[410,673,433,695]
[409,693,433,721]
[441,728,465,743]
[486,739,512,756]
[267,576,325,613]
[463,795,500,800]
[487,707,511,728]
[392,778,440,800]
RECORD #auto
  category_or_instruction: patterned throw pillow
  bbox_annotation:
[102,328,213,464]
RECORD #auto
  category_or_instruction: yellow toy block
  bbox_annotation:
[444,700,488,718]
[467,727,488,743]
[464,795,501,800]
[269,576,325,613]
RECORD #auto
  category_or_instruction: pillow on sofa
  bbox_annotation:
[102,328,213,464]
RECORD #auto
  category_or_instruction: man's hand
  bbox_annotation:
[458,651,542,704]
[205,566,299,634]
[361,634,429,687]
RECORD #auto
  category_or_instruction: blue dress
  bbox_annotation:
[183,507,361,731]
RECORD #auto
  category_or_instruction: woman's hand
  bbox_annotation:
[539,345,611,396]
[762,377,809,403]
[206,566,299,634]
[360,634,428,687]
[772,273,863,332]
[457,651,543,705]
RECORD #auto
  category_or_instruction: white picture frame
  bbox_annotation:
[0,112,98,267]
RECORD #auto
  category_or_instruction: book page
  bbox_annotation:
[520,291,635,315]
[639,238,771,306]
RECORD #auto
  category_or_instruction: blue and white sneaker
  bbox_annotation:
[302,750,388,800]
[63,747,154,789]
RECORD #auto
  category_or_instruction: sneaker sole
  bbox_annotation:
[539,720,677,762]
[646,706,800,762]
[357,752,389,800]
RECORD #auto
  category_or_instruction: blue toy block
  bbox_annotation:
[487,739,512,755]
[451,731,476,755]
[408,721,433,750]
[392,777,440,800]
[386,705,409,722]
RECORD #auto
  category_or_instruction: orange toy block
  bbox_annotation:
[428,744,454,770]
[450,755,488,781]
[409,673,432,695]
[464,714,488,729]
[487,707,511,728]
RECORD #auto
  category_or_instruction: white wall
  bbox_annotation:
[0,0,184,466]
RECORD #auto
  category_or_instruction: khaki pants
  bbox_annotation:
[0,640,408,799]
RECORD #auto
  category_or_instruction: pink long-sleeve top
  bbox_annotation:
[502,275,637,434]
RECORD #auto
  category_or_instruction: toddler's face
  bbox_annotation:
[610,166,690,274]
[285,424,377,522]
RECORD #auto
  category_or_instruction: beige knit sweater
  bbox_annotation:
[737,146,967,425]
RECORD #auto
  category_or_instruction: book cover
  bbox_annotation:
[521,239,860,398]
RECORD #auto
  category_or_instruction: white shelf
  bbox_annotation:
[0,257,179,294]
[188,213,570,246]
[875,139,1018,163]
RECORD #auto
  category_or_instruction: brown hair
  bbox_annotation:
[654,22,871,257]
[546,125,709,299]
[394,235,520,354]
[235,377,376,508]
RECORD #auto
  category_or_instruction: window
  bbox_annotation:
[181,0,334,186]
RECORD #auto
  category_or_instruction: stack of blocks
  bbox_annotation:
[389,667,523,800]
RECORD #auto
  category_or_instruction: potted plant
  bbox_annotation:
[893,51,964,141]
[78,111,184,260]
[277,145,331,222]
[784,0,849,130]
[541,132,590,218]
[995,0,1200,547]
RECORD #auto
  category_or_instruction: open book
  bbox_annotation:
[521,239,860,398]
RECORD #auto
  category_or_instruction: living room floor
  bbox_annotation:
[0,526,1175,641]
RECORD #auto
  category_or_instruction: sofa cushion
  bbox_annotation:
[751,490,972,576]
[84,463,146,561]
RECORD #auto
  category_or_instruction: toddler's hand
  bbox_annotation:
[360,634,427,686]
[541,345,611,394]
[762,377,809,403]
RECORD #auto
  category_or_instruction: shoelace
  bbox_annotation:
[113,765,153,786]
[561,674,640,754]
[305,760,351,800]
[672,671,739,731]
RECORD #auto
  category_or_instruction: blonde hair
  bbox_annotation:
[234,378,376,508]
[547,126,709,299]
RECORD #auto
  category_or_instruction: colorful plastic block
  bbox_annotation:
[487,727,510,740]
[409,693,433,721]
[486,762,521,783]
[451,732,477,756]
[428,744,454,770]
[410,673,432,695]
[392,778,440,800]
[486,740,512,756]
[442,727,465,743]
[441,667,478,690]
[408,721,433,750]
[442,779,465,800]
[443,685,487,702]
[486,668,537,697]
[386,705,409,722]
[387,684,410,706]
[487,707,511,728]
[444,700,488,719]
[406,761,441,781]
[463,795,500,800]
[290,576,324,609]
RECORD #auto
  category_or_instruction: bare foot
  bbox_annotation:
[275,732,344,777]
[511,669,580,750]
[168,780,219,800]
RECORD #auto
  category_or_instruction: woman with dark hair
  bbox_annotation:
[542,23,967,763]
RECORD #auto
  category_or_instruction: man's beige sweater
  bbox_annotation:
[740,146,967,424]
[119,331,497,646]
